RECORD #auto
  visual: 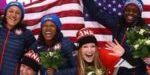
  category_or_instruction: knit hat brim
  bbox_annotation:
[21,56,41,72]
[124,0,143,12]
[41,14,61,29]
[77,35,97,49]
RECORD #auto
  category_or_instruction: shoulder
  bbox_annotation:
[61,37,73,46]
[60,37,75,51]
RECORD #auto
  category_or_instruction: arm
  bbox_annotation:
[82,0,119,31]
[23,29,36,50]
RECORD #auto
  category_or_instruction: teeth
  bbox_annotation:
[45,32,51,34]
[128,16,133,20]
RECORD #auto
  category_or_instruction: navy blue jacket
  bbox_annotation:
[0,22,36,75]
[83,0,146,75]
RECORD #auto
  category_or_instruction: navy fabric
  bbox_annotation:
[0,22,36,75]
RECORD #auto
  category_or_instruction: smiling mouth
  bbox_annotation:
[85,54,93,58]
[127,16,133,20]
[45,32,51,35]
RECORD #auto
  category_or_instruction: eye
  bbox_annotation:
[16,11,21,15]
[83,45,88,48]
[91,45,96,48]
[8,10,13,13]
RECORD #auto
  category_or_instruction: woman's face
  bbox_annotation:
[6,6,21,29]
[124,4,140,24]
[42,21,57,41]
[80,43,97,63]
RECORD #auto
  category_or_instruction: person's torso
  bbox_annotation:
[0,27,27,75]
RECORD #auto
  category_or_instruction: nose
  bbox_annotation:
[11,11,17,18]
[87,47,93,52]
[128,10,134,15]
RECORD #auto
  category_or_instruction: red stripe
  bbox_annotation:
[24,0,44,7]
[61,24,84,30]
[32,28,40,35]
[143,5,150,11]
[25,0,80,13]
[90,28,112,35]
[144,18,150,24]
[24,10,82,26]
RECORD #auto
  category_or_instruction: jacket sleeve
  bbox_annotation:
[23,29,36,50]
[54,38,76,75]
[82,0,119,32]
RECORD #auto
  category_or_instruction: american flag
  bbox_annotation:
[0,0,150,47]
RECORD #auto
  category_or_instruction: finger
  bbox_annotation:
[114,39,119,45]
[108,53,120,57]
[105,44,113,50]
[106,41,115,47]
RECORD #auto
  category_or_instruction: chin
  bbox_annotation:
[85,59,94,63]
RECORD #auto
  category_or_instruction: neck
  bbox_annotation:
[6,24,14,30]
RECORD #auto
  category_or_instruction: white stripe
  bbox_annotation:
[84,21,106,28]
[62,30,112,41]
[24,3,82,20]
[142,12,150,18]
[26,17,84,30]
[61,17,84,24]
[95,35,112,41]
[142,0,150,5]
[25,0,57,9]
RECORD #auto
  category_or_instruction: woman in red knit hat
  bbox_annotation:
[75,28,106,75]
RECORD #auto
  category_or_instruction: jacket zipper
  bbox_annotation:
[0,30,10,69]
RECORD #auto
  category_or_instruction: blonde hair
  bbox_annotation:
[76,46,106,75]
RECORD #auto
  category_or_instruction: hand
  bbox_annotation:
[105,39,125,57]
[144,57,150,65]
[47,68,55,75]
[20,64,36,75]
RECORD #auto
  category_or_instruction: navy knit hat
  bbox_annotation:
[41,14,61,29]
[5,1,25,20]
[76,28,97,49]
[124,0,143,12]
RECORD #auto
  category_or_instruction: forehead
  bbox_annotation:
[125,3,139,10]
[42,20,55,26]
[7,6,21,11]
[82,43,96,47]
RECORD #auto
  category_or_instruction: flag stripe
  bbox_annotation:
[144,18,150,24]
[24,10,82,26]
[24,0,44,7]
[143,5,150,11]
[25,0,80,13]
[24,3,82,20]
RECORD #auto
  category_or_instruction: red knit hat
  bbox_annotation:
[76,28,97,49]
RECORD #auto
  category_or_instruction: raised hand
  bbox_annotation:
[105,39,125,57]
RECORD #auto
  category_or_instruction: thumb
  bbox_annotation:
[108,52,120,57]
